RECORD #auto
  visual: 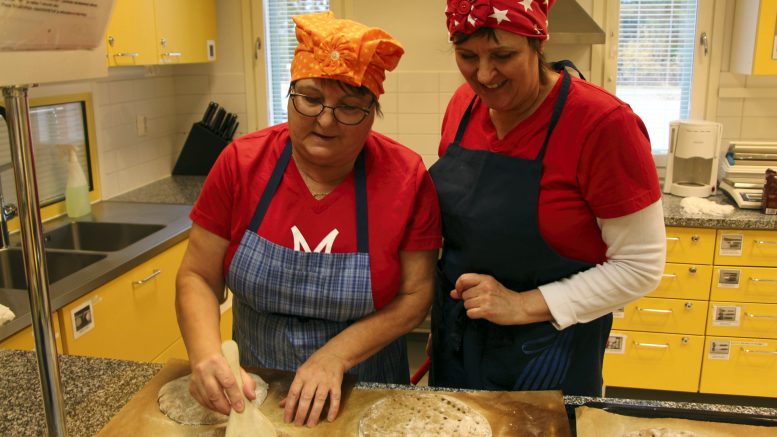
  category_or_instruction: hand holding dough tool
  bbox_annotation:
[222,340,278,437]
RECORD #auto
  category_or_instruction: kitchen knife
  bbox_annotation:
[200,101,218,126]
[225,121,239,140]
[218,113,236,137]
[209,107,226,133]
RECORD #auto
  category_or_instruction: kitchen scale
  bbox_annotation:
[719,141,777,209]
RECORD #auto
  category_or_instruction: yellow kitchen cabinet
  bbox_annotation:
[714,230,777,267]
[731,0,777,75]
[700,337,777,397]
[105,0,158,66]
[665,227,716,264]
[152,303,234,364]
[155,0,217,64]
[105,0,216,66]
[711,266,777,304]
[603,331,704,392]
[707,301,777,339]
[612,297,708,336]
[650,263,712,300]
[0,312,63,352]
[60,240,187,362]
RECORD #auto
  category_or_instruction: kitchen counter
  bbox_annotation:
[111,176,777,229]
[2,349,775,436]
[0,201,192,343]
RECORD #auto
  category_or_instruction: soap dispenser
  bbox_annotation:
[65,147,91,218]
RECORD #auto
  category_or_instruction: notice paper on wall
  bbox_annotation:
[0,0,114,51]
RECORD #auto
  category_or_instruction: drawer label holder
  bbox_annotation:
[708,340,731,360]
[712,305,741,327]
[717,269,741,289]
[719,234,743,257]
[71,300,95,339]
[605,333,627,354]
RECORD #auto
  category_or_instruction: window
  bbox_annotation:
[264,0,330,125]
[615,0,713,159]
[0,98,93,207]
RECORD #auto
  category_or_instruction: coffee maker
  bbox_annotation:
[663,120,723,197]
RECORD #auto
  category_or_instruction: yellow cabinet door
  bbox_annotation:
[182,0,217,64]
[154,0,197,64]
[60,241,187,361]
[715,230,777,267]
[603,331,704,392]
[152,304,233,364]
[707,301,777,339]
[650,263,712,300]
[700,337,777,397]
[711,266,777,304]
[105,0,158,66]
[612,298,708,335]
[665,227,716,264]
[0,312,63,352]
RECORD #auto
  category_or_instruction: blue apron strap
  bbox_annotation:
[548,59,587,81]
[453,96,478,145]
[535,70,571,163]
[353,150,368,253]
[248,139,293,232]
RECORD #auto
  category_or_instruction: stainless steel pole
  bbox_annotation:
[2,85,67,437]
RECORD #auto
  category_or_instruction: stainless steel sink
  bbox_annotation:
[0,249,106,290]
[42,222,165,252]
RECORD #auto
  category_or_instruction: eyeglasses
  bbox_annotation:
[289,92,374,126]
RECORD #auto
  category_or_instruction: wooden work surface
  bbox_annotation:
[97,359,571,436]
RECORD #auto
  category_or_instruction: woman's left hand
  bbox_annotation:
[280,350,346,427]
[451,273,526,325]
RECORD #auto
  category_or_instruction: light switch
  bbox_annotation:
[136,115,148,136]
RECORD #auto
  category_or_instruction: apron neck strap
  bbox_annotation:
[536,70,571,162]
[248,139,370,253]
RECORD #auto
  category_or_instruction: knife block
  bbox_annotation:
[172,122,229,176]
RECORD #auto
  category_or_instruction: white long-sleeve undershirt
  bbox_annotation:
[539,199,666,330]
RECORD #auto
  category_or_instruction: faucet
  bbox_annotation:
[0,162,18,248]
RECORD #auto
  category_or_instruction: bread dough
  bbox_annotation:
[158,373,269,425]
[359,393,492,437]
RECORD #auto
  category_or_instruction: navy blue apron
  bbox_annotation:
[226,139,408,384]
[428,64,612,396]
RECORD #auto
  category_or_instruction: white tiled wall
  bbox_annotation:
[717,72,777,145]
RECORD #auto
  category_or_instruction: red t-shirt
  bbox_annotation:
[439,72,661,264]
[191,124,442,309]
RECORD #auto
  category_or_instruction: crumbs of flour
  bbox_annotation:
[680,197,735,217]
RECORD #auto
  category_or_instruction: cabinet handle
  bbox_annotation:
[741,348,777,355]
[666,237,680,241]
[745,312,777,320]
[162,52,183,57]
[750,277,777,283]
[636,307,673,314]
[133,269,161,287]
[662,273,677,279]
[754,240,777,245]
[633,342,670,349]
[115,53,139,57]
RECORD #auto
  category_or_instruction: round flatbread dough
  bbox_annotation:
[158,373,269,425]
[359,393,492,437]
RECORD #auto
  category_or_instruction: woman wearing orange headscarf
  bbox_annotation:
[176,12,441,426]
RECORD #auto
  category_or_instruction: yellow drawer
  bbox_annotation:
[715,230,777,267]
[152,303,233,364]
[603,331,703,392]
[0,312,62,352]
[665,227,715,264]
[700,337,777,397]
[650,263,712,300]
[711,266,777,304]
[612,298,708,335]
[707,301,777,339]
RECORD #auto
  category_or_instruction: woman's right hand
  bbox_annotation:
[188,352,256,415]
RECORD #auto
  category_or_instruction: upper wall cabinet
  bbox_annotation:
[105,0,217,67]
[731,0,777,75]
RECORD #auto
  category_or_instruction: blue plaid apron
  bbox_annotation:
[227,139,409,384]
[428,62,612,396]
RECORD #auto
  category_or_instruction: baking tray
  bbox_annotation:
[565,401,777,436]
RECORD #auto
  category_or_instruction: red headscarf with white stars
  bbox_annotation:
[445,0,554,41]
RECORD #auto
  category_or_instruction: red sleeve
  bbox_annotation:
[400,161,442,251]
[189,143,238,239]
[578,106,662,219]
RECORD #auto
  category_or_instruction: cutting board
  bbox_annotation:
[97,359,571,436]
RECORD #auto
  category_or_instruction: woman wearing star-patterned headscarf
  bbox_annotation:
[426,0,666,395]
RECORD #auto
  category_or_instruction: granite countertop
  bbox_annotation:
[3,350,775,436]
[111,176,777,230]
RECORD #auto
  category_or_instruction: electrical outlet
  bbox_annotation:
[136,115,148,136]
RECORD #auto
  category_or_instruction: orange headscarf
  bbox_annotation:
[291,12,404,98]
